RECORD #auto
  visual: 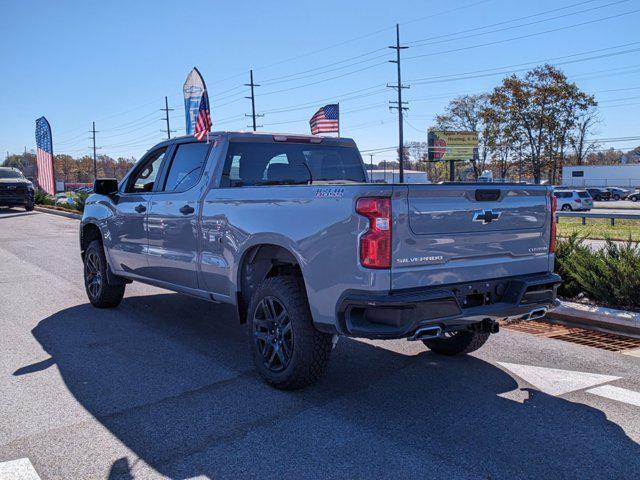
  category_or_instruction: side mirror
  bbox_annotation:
[94,178,119,196]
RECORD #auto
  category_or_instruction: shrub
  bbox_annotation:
[555,235,640,310]
[74,191,89,212]
[34,189,54,205]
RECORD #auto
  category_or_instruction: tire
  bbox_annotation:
[632,196,638,202]
[423,329,490,356]
[84,240,125,308]
[561,204,572,211]
[249,275,333,390]
[613,194,621,201]
[25,201,34,211]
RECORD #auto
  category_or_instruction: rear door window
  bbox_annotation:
[577,191,591,198]
[162,142,210,192]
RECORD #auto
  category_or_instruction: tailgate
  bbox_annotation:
[391,184,552,290]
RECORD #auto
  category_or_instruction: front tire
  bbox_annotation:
[84,240,125,308]
[249,275,333,390]
[25,201,34,211]
[423,329,490,356]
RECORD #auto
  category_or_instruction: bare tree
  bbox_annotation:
[569,106,600,166]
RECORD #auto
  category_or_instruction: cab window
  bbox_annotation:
[126,147,167,193]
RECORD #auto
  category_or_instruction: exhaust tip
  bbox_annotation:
[408,325,443,341]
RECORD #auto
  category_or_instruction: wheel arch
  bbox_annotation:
[235,243,305,324]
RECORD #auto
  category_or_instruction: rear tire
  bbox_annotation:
[423,329,490,356]
[84,240,125,308]
[249,275,333,390]
[613,194,621,201]
[561,204,572,211]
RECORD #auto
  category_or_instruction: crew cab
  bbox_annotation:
[80,132,560,389]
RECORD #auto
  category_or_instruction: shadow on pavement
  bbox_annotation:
[0,207,37,220]
[17,293,640,479]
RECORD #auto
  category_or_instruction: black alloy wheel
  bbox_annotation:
[253,296,294,373]
[85,249,103,300]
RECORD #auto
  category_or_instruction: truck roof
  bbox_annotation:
[167,131,355,145]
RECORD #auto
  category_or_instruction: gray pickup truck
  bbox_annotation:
[80,132,560,389]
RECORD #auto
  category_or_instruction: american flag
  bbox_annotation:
[194,90,212,141]
[309,104,339,135]
[35,117,55,195]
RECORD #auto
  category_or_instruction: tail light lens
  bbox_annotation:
[575,198,582,203]
[356,197,391,269]
[550,194,557,253]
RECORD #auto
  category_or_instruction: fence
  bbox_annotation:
[556,211,640,226]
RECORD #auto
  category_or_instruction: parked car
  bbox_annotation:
[628,191,640,202]
[586,188,611,201]
[0,167,35,211]
[606,187,631,201]
[553,189,593,211]
[80,132,560,389]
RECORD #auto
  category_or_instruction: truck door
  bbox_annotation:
[107,146,168,276]
[146,141,211,289]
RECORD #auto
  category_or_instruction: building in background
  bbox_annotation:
[369,169,429,183]
[562,165,640,188]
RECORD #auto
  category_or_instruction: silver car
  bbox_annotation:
[553,189,593,211]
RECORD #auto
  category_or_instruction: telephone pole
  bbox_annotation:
[387,23,409,184]
[245,69,263,131]
[161,96,175,139]
[91,122,98,180]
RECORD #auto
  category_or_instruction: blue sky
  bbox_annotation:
[1,0,639,164]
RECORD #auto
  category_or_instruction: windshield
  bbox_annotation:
[0,169,24,179]
[221,141,366,187]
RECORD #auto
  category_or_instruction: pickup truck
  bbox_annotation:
[80,132,560,389]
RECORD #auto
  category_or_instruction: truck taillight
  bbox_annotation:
[550,194,557,253]
[356,197,391,269]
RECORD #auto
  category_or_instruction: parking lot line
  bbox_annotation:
[0,458,42,480]
[587,385,640,407]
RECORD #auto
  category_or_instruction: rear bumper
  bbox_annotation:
[334,272,560,339]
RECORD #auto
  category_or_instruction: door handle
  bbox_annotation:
[179,205,195,215]
[135,204,146,213]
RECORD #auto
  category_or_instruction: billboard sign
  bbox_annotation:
[428,131,478,162]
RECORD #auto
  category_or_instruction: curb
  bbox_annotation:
[34,206,81,220]
[547,300,640,338]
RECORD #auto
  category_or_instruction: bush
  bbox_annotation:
[74,191,89,212]
[555,235,640,310]
[34,189,54,205]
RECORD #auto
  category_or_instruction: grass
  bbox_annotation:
[557,217,640,241]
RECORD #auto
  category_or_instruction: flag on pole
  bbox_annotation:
[194,90,212,141]
[35,117,55,195]
[183,67,207,135]
[309,104,339,135]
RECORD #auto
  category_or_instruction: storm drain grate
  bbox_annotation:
[504,319,640,352]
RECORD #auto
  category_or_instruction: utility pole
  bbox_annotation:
[91,122,98,180]
[369,153,374,179]
[387,23,409,184]
[245,69,263,131]
[161,96,175,139]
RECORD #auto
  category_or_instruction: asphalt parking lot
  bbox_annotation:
[1,209,640,480]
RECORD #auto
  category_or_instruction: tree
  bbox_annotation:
[488,64,596,184]
[569,106,599,166]
[434,94,490,179]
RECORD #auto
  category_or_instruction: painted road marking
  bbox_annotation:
[497,362,621,396]
[0,458,42,480]
[587,385,640,407]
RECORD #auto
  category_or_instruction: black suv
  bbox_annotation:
[0,167,35,211]
[586,187,611,201]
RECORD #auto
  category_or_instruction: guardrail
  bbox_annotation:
[556,211,640,226]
